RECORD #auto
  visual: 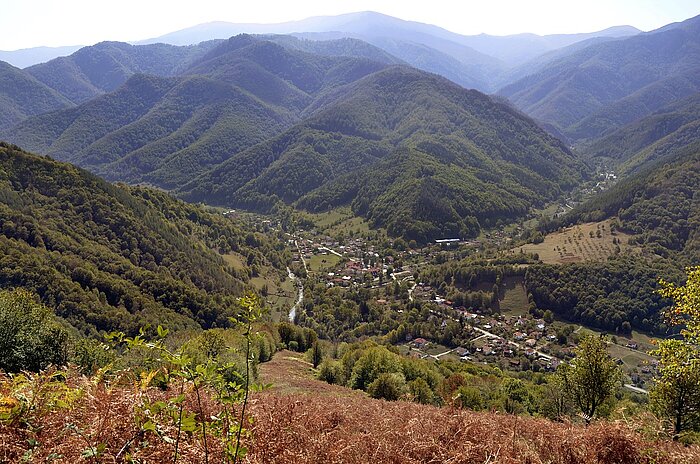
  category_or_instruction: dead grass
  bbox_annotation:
[246,393,700,464]
[0,373,227,463]
[2,358,698,463]
[258,350,360,397]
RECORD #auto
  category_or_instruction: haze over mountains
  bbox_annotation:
[1,10,700,244]
[500,14,700,142]
[2,11,640,92]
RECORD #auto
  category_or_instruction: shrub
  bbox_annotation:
[318,360,345,385]
[408,378,433,404]
[72,338,114,375]
[368,373,406,401]
[0,289,69,373]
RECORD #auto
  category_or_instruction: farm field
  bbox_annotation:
[516,219,639,264]
[251,271,296,322]
[498,276,529,316]
[308,252,343,273]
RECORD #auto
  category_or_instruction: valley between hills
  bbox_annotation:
[2,7,700,463]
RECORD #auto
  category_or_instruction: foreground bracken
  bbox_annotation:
[2,364,699,463]
[246,393,700,464]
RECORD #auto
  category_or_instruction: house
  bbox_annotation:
[455,347,469,357]
[525,338,537,348]
[513,331,525,341]
[525,348,537,358]
[412,338,429,349]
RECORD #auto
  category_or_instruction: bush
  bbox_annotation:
[408,377,433,404]
[455,385,485,410]
[0,289,69,373]
[350,346,403,391]
[368,373,406,401]
[72,338,115,375]
[318,360,345,385]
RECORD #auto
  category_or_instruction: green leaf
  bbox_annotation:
[142,420,157,433]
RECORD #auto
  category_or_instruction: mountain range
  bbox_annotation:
[2,11,640,93]
[2,11,700,244]
[3,34,585,242]
[500,14,700,143]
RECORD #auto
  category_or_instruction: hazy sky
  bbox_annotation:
[2,0,699,50]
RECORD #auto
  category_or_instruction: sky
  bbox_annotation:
[1,0,699,50]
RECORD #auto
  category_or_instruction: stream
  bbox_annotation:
[287,266,304,322]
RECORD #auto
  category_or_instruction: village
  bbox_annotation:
[283,221,657,393]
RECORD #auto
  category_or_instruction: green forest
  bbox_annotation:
[0,142,289,335]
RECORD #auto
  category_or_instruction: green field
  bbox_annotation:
[499,277,529,315]
[300,207,381,239]
[607,342,657,372]
[308,253,343,273]
[251,271,297,322]
[516,219,639,264]
[222,252,247,271]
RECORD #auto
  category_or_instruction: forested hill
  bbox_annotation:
[181,66,588,243]
[0,142,288,335]
[559,140,700,263]
[584,92,700,174]
[513,95,700,337]
[4,73,296,188]
[3,36,391,188]
[0,60,73,131]
[499,14,700,142]
[25,40,221,104]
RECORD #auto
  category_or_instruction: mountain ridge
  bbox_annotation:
[499,14,700,141]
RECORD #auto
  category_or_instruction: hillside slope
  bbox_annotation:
[5,73,295,188]
[25,41,220,104]
[2,350,696,463]
[0,142,287,334]
[182,66,587,242]
[585,92,700,174]
[564,139,700,264]
[0,61,73,131]
[499,15,700,141]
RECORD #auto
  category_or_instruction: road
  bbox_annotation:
[294,240,308,273]
[318,246,343,258]
[624,384,649,394]
[431,348,455,360]
[407,282,417,302]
